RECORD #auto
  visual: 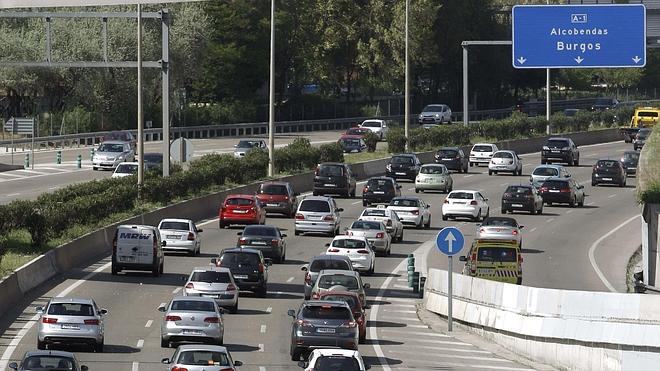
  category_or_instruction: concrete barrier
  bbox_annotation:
[15,254,58,294]
[424,268,660,371]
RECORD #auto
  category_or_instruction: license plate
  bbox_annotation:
[477,268,494,275]
[603,178,612,181]
[61,324,80,330]
[551,150,560,153]
[454,202,465,205]
[549,190,560,193]
[234,275,248,279]
[442,158,452,161]
[203,294,219,298]
[266,203,278,207]
[182,330,202,335]
[324,184,335,187]
[167,235,179,239]
[252,241,267,245]
[119,256,136,262]
[233,210,248,213]
[317,328,335,333]
[374,191,385,194]
[512,204,523,207]
[396,172,406,175]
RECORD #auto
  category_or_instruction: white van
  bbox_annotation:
[111,225,165,276]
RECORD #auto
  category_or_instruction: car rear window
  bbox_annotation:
[331,239,367,249]
[367,178,393,190]
[436,149,458,158]
[225,197,253,206]
[243,225,277,237]
[115,163,138,174]
[170,300,215,312]
[98,143,125,152]
[482,218,518,228]
[542,180,568,189]
[477,247,517,263]
[23,356,74,370]
[302,305,352,320]
[448,192,474,200]
[596,160,619,168]
[299,200,331,212]
[321,295,358,310]
[391,156,413,164]
[318,165,344,177]
[315,356,360,370]
[492,152,513,159]
[310,259,351,272]
[317,274,359,290]
[472,145,493,152]
[422,105,444,112]
[361,121,382,128]
[177,351,230,366]
[505,186,532,195]
[260,184,288,195]
[220,252,260,267]
[48,303,94,316]
[623,152,639,161]
[160,221,189,230]
[237,140,261,148]
[362,209,386,217]
[546,139,569,147]
[190,271,231,283]
[638,111,658,117]
[350,221,382,230]
[420,165,446,174]
[390,198,418,207]
[533,167,558,177]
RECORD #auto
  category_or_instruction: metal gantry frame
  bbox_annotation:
[0,9,171,178]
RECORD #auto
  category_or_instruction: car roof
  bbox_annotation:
[392,153,417,158]
[318,269,360,277]
[191,266,231,273]
[367,176,394,181]
[547,137,569,140]
[159,218,193,224]
[534,164,563,169]
[99,140,128,145]
[49,297,94,305]
[474,239,520,248]
[260,180,290,186]
[174,344,229,352]
[171,295,217,302]
[311,254,352,262]
[493,150,516,154]
[318,290,361,299]
[421,163,447,167]
[222,247,262,255]
[237,138,264,141]
[332,235,369,241]
[24,350,77,358]
[361,119,385,123]
[483,216,518,224]
[311,348,360,357]
[117,224,156,230]
[225,194,255,199]
[300,195,333,202]
[437,146,460,150]
[303,300,351,308]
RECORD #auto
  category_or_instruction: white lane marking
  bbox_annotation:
[395,278,407,282]
[499,183,508,186]
[407,187,415,191]
[587,201,595,206]
[0,173,27,178]
[392,341,477,348]
[388,347,491,354]
[145,320,153,328]
[433,361,535,371]
[351,200,362,205]
[172,287,182,294]
[546,218,555,223]
[260,324,267,333]
[6,193,20,197]
[529,227,537,233]
[588,214,641,293]
[197,217,220,227]
[463,174,474,178]
[406,324,429,329]
[48,186,60,190]
[258,343,264,352]
[259,367,267,371]
[136,339,144,348]
[608,194,617,198]
[132,362,139,371]
[286,276,295,283]
[380,329,449,338]
[383,309,417,314]
[15,169,49,175]
[386,351,513,363]
[392,284,411,289]
[387,303,415,308]
[566,210,573,214]
[266,307,272,313]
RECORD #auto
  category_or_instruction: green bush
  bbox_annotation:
[274,138,321,172]
[387,128,407,153]
[363,131,379,152]
[319,142,344,163]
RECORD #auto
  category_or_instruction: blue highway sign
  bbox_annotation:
[436,227,465,257]
[512,5,646,69]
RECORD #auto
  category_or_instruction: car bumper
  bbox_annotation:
[38,327,103,344]
[292,334,358,351]
[243,245,282,258]
[234,278,266,292]
[184,290,238,307]
[295,221,336,233]
[592,174,624,184]
[92,160,120,169]
[542,152,571,161]
[415,180,449,191]
[386,170,416,179]
[541,193,572,204]
[418,118,442,125]
[502,200,534,210]
[161,325,224,342]
[442,205,479,218]
[397,214,423,225]
[163,241,196,252]
[314,184,349,195]
[262,204,291,214]
[489,164,517,172]
[220,214,260,225]
[435,159,462,170]
[469,157,490,164]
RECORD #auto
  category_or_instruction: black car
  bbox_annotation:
[633,128,651,151]
[362,176,401,207]
[592,159,627,187]
[386,153,421,181]
[501,185,544,214]
[590,97,619,111]
[620,151,639,176]
[143,152,163,171]
[237,225,287,263]
[541,137,580,166]
[313,162,357,198]
[213,248,271,297]
[538,178,585,207]
[434,147,468,173]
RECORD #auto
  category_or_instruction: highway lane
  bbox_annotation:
[0,174,540,370]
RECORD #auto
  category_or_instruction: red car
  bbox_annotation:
[317,291,368,344]
[255,181,299,217]
[343,127,371,138]
[219,194,266,228]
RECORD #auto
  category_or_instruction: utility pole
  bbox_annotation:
[546,0,551,135]
[137,4,144,191]
[268,0,275,176]
[404,0,410,152]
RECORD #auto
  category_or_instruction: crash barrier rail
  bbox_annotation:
[424,268,660,371]
[0,127,622,324]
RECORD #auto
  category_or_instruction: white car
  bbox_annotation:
[488,150,523,176]
[359,119,389,140]
[358,206,404,242]
[325,235,375,275]
[469,143,499,167]
[157,218,202,256]
[418,104,452,126]
[111,162,139,178]
[299,349,367,371]
[441,190,490,222]
[387,196,432,229]
[345,220,391,256]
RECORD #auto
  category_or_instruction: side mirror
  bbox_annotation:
[427,204,431,208]
[81,366,89,371]
[161,358,170,365]
[459,256,467,262]
[237,232,243,236]
[298,361,308,368]
[336,208,344,212]
[211,258,218,265]
[99,308,108,315]
[363,283,371,289]
[520,225,525,229]
[161,241,167,247]
[264,258,273,266]
[8,362,18,370]
[484,198,489,201]
[158,305,167,312]
[301,265,308,272]
[234,144,238,147]
[35,306,44,313]
[295,192,300,196]
[325,243,330,247]
[287,309,296,317]
[397,185,402,189]
[234,361,243,367]
[197,228,203,233]
[281,233,287,238]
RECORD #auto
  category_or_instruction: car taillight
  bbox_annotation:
[185,282,194,289]
[328,248,340,253]
[470,200,478,205]
[411,209,419,215]
[560,188,571,193]
[376,232,385,238]
[518,254,524,264]
[363,186,369,193]
[295,213,305,220]
[187,232,195,241]
[84,319,100,325]
[357,249,369,254]
[311,293,320,300]
[341,321,357,328]
[323,215,335,221]
[305,273,312,285]
[539,187,548,192]
[258,263,264,273]
[239,238,248,245]
[386,219,392,227]
[479,228,485,233]
[204,317,221,323]
[165,315,182,322]
[226,284,237,291]
[172,367,189,371]
[271,239,279,247]
[42,317,58,324]
[512,230,518,235]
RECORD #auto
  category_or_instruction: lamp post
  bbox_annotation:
[268,0,275,176]
[404,0,410,151]
[137,3,144,190]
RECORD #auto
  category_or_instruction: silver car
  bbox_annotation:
[294,196,343,236]
[345,220,391,256]
[159,296,225,348]
[161,344,243,371]
[387,196,432,229]
[10,350,88,371]
[233,138,267,158]
[301,255,354,300]
[158,218,203,256]
[418,104,452,126]
[92,140,135,170]
[183,267,239,314]
[36,297,107,352]
[359,119,389,140]
[310,269,370,307]
[358,207,404,242]
[415,164,453,193]
[488,150,523,176]
[529,164,571,189]
[476,216,524,247]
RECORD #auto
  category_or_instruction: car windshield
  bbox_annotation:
[310,259,351,272]
[638,111,658,117]
[362,209,386,217]
[98,143,125,152]
[361,121,381,128]
[472,145,493,152]
[115,163,138,174]
[391,156,413,164]
[420,165,446,174]
[315,356,361,371]
[623,152,639,161]
[260,184,287,195]
[346,128,366,135]
[422,105,444,112]
[350,221,382,230]
[318,165,343,177]
[190,271,231,283]
[48,303,94,316]
[533,167,558,177]
[436,149,458,157]
[482,218,518,228]
[299,200,331,212]
[596,160,619,168]
[22,356,75,370]
[243,225,277,237]
[340,138,362,146]
[220,252,260,267]
[332,239,367,249]
[505,186,532,196]
[170,300,215,312]
[390,198,418,207]
[492,152,513,159]
[176,351,230,366]
[321,295,358,310]
[237,140,261,148]
[317,274,359,290]
[225,198,253,206]
[477,247,517,263]
[301,305,352,320]
[448,192,474,200]
[367,179,392,190]
[160,221,189,230]
[547,139,569,147]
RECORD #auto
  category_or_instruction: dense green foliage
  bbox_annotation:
[363,131,379,152]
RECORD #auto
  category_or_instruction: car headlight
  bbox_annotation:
[386,164,392,171]
[418,114,423,119]
[434,114,440,118]
[542,146,549,150]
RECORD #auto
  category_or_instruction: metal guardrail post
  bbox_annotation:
[56,150,61,164]
[407,254,416,288]
[412,271,420,293]
[76,154,82,169]
[24,153,29,169]
[90,148,95,161]
[419,276,426,298]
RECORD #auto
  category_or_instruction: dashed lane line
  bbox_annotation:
[266,307,272,313]
[172,287,182,294]
[260,325,267,333]
[132,362,139,371]
[286,276,295,283]
[145,320,153,328]
[258,343,264,352]
[136,339,144,348]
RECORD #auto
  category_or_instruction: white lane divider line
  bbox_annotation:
[589,214,641,293]
[566,210,573,214]
[266,307,272,313]
[260,324,267,333]
[145,320,153,328]
[351,201,362,205]
[587,201,595,206]
[6,193,20,197]
[530,227,537,233]
[286,276,295,283]
[172,287,182,294]
[259,367,267,371]
[392,284,410,289]
[136,339,144,348]
[132,361,139,371]
[258,343,264,352]
[499,183,508,186]
[380,329,449,338]
[383,309,416,314]
[546,218,555,223]
[464,175,474,178]
[608,194,617,198]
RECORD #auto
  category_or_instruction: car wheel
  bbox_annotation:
[231,301,239,314]
[501,208,507,214]
[257,285,267,298]
[367,262,375,276]
[291,347,302,362]
[111,264,119,275]
[541,159,547,165]
[516,277,522,285]
[592,181,597,186]
[484,208,489,219]
[424,216,431,229]
[529,206,535,215]
[569,197,576,208]
[152,264,160,277]
[415,188,419,193]
[416,219,423,229]
[547,202,552,206]
[92,166,97,171]
[219,221,226,229]
[363,200,368,207]
[578,197,584,207]
[537,205,543,215]
[574,156,579,166]
[469,162,473,167]
[312,191,319,196]
[488,170,492,176]
[359,332,367,344]
[442,214,448,221]
[37,340,46,350]
[350,188,356,198]
[295,230,300,236]
[568,156,574,167]
[94,340,104,353]
[473,210,481,222]
[160,338,169,348]
[398,229,404,242]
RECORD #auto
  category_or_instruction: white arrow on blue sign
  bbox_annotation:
[436,227,465,256]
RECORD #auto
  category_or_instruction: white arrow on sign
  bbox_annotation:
[516,57,527,65]
[445,231,457,253]
[575,56,584,64]
[632,56,642,64]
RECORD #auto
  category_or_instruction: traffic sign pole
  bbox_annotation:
[435,227,465,333]
[448,255,453,331]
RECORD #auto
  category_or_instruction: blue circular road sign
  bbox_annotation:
[436,227,465,256]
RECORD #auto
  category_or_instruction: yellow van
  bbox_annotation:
[631,107,659,128]
[459,239,522,285]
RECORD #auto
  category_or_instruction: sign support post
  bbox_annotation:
[448,255,453,331]
[436,226,465,332]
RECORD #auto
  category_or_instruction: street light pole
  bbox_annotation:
[137,3,144,190]
[268,0,275,177]
[546,0,551,135]
[404,0,410,152]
